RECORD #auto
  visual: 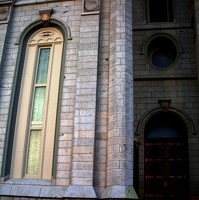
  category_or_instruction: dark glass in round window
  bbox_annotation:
[151,48,172,68]
[146,36,178,69]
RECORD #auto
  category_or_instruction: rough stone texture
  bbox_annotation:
[56,0,81,187]
[107,1,133,186]
[194,0,199,83]
[0,24,8,65]
[101,185,138,199]
[133,0,199,199]
[102,0,135,198]
[0,0,199,199]
[93,0,110,197]
[64,185,97,198]
[0,0,13,177]
[65,4,100,198]
[0,183,65,198]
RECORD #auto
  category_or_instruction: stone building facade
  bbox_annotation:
[0,0,198,199]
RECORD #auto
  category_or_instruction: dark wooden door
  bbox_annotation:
[145,141,189,200]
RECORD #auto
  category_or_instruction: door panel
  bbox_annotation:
[145,142,189,199]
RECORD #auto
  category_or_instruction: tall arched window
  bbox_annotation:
[11,27,64,180]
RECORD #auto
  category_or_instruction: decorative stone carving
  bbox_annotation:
[39,8,53,27]
[83,0,100,13]
[0,5,10,22]
[28,28,63,45]
[40,31,54,37]
[158,99,171,112]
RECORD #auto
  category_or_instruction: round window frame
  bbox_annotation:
[144,33,181,69]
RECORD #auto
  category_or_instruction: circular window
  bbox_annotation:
[145,34,180,69]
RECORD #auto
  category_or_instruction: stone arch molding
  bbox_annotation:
[140,33,184,69]
[136,106,196,137]
[28,27,63,44]
[140,33,184,55]
[16,17,72,45]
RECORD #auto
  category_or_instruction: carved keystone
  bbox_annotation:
[158,99,171,112]
[39,8,53,27]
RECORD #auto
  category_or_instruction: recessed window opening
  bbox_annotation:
[26,47,51,176]
[148,0,173,22]
[147,36,177,68]
[11,27,64,180]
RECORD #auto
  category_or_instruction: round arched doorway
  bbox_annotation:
[144,112,190,200]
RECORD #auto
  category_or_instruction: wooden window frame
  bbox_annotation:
[146,0,175,23]
[11,27,63,180]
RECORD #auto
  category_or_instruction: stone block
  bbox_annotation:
[101,185,138,199]
[40,186,65,198]
[10,185,41,197]
[64,185,97,198]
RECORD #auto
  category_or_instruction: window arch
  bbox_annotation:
[136,106,196,137]
[3,25,66,180]
[12,27,63,179]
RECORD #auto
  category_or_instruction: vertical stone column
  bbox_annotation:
[191,2,199,198]
[0,0,14,177]
[194,0,199,81]
[0,1,12,75]
[64,1,100,198]
[101,0,138,199]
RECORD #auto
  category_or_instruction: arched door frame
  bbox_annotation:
[136,106,196,137]
[135,106,195,198]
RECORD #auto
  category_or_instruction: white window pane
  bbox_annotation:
[32,87,46,123]
[36,48,50,84]
[27,130,41,174]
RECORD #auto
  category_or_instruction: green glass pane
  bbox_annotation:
[27,130,41,174]
[32,87,46,123]
[36,48,50,84]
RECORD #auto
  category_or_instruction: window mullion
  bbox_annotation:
[166,0,169,22]
[39,45,54,179]
[26,47,51,178]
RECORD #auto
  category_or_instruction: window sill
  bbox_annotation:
[133,23,193,31]
[0,179,66,198]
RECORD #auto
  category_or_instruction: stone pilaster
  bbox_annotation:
[0,0,12,72]
[192,2,199,197]
[194,0,199,81]
[101,0,138,199]
[64,2,100,198]
[0,0,14,177]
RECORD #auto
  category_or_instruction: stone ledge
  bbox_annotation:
[0,180,65,198]
[133,23,193,31]
[14,0,63,6]
[0,0,12,4]
[101,185,139,199]
[64,185,97,198]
